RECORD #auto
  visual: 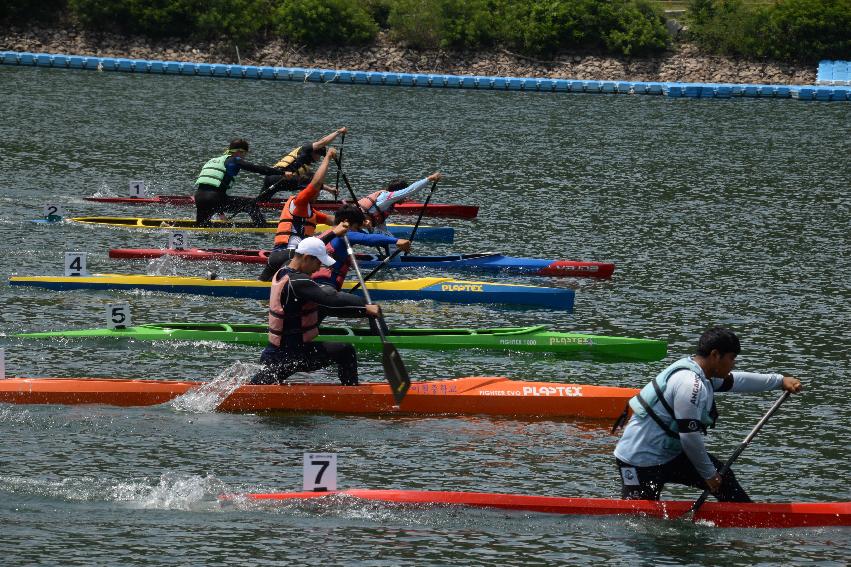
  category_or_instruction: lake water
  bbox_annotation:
[1,65,849,565]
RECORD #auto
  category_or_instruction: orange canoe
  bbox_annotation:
[0,376,636,419]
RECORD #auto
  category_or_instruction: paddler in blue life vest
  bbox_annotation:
[258,127,347,200]
[358,172,443,247]
[251,234,381,386]
[194,138,281,226]
[613,326,802,502]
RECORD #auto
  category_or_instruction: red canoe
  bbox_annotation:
[241,489,851,529]
[0,377,636,418]
[108,248,615,279]
[83,195,479,219]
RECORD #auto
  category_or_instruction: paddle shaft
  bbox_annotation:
[688,390,792,516]
[335,132,345,196]
[350,181,438,290]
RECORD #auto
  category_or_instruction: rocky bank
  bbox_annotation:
[2,27,816,85]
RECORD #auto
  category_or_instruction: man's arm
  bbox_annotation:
[229,156,280,176]
[291,277,377,318]
[671,373,718,482]
[375,172,442,212]
[312,127,347,151]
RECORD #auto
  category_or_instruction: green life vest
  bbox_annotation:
[628,357,717,439]
[195,154,229,188]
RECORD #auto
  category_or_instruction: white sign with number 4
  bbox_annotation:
[303,453,337,492]
[64,252,88,277]
[106,302,132,329]
[168,231,189,250]
[129,180,147,198]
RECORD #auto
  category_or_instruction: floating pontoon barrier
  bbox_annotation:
[2,50,848,102]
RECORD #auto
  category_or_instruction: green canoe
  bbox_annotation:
[17,322,667,362]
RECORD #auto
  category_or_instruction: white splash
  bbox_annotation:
[121,472,226,510]
[170,361,256,413]
[146,254,180,276]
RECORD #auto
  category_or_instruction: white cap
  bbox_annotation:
[295,236,335,266]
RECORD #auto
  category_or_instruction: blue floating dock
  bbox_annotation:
[2,50,848,103]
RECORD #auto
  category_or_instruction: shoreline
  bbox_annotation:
[2,27,817,86]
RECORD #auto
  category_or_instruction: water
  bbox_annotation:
[1,65,849,565]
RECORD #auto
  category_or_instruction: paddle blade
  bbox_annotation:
[382,342,411,405]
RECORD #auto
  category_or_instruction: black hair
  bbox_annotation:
[696,326,741,357]
[385,179,409,192]
[228,138,249,152]
[334,203,366,226]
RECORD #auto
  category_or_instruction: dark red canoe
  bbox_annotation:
[84,195,478,219]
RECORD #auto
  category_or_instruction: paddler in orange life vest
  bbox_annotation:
[358,172,443,249]
[612,326,802,502]
[258,127,347,201]
[258,147,338,282]
[193,138,281,226]
[250,234,381,386]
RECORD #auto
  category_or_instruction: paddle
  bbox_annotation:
[685,390,792,520]
[342,233,410,405]
[334,132,345,197]
[350,181,438,291]
[335,158,359,204]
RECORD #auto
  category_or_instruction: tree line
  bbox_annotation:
[3,0,848,63]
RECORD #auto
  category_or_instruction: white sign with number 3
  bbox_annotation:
[106,302,132,329]
[64,252,88,277]
[168,231,189,250]
[303,453,337,492]
[129,180,147,198]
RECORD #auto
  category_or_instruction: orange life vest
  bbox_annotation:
[274,195,322,248]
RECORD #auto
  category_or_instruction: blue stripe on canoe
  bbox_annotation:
[385,225,454,243]
[355,254,551,274]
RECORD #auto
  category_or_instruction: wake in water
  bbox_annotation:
[170,361,257,413]
[146,254,180,276]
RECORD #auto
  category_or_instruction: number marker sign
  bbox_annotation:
[0,348,5,380]
[303,453,337,492]
[168,231,189,250]
[42,204,65,220]
[64,252,88,277]
[106,302,132,329]
[129,180,147,198]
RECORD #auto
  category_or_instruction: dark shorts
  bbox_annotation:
[252,341,359,386]
[616,452,751,502]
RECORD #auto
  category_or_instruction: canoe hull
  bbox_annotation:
[83,196,479,219]
[108,248,616,279]
[242,489,851,529]
[68,216,454,242]
[9,274,575,311]
[0,377,635,418]
[17,323,666,362]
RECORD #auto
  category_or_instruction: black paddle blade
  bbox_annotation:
[382,342,411,405]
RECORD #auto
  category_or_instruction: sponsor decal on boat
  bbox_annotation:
[440,284,484,292]
[551,265,599,272]
[498,339,539,346]
[548,337,593,345]
[479,386,583,397]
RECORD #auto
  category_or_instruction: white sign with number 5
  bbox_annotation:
[129,180,147,198]
[303,453,337,492]
[64,252,88,277]
[106,302,132,329]
[168,231,189,250]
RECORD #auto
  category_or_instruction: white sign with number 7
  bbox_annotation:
[303,453,337,492]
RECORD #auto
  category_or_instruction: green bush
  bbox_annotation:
[387,0,501,50]
[274,0,378,45]
[1,0,67,26]
[687,0,851,62]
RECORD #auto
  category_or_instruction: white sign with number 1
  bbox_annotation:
[129,180,147,198]
[303,453,337,492]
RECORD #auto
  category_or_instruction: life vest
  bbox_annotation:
[627,358,719,438]
[358,191,391,226]
[267,270,319,347]
[311,230,350,289]
[195,154,229,188]
[274,195,322,248]
[273,146,312,177]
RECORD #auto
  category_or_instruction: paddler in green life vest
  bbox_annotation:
[257,127,347,201]
[194,138,281,226]
[613,326,802,502]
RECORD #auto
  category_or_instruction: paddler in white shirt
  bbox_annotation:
[613,326,802,502]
